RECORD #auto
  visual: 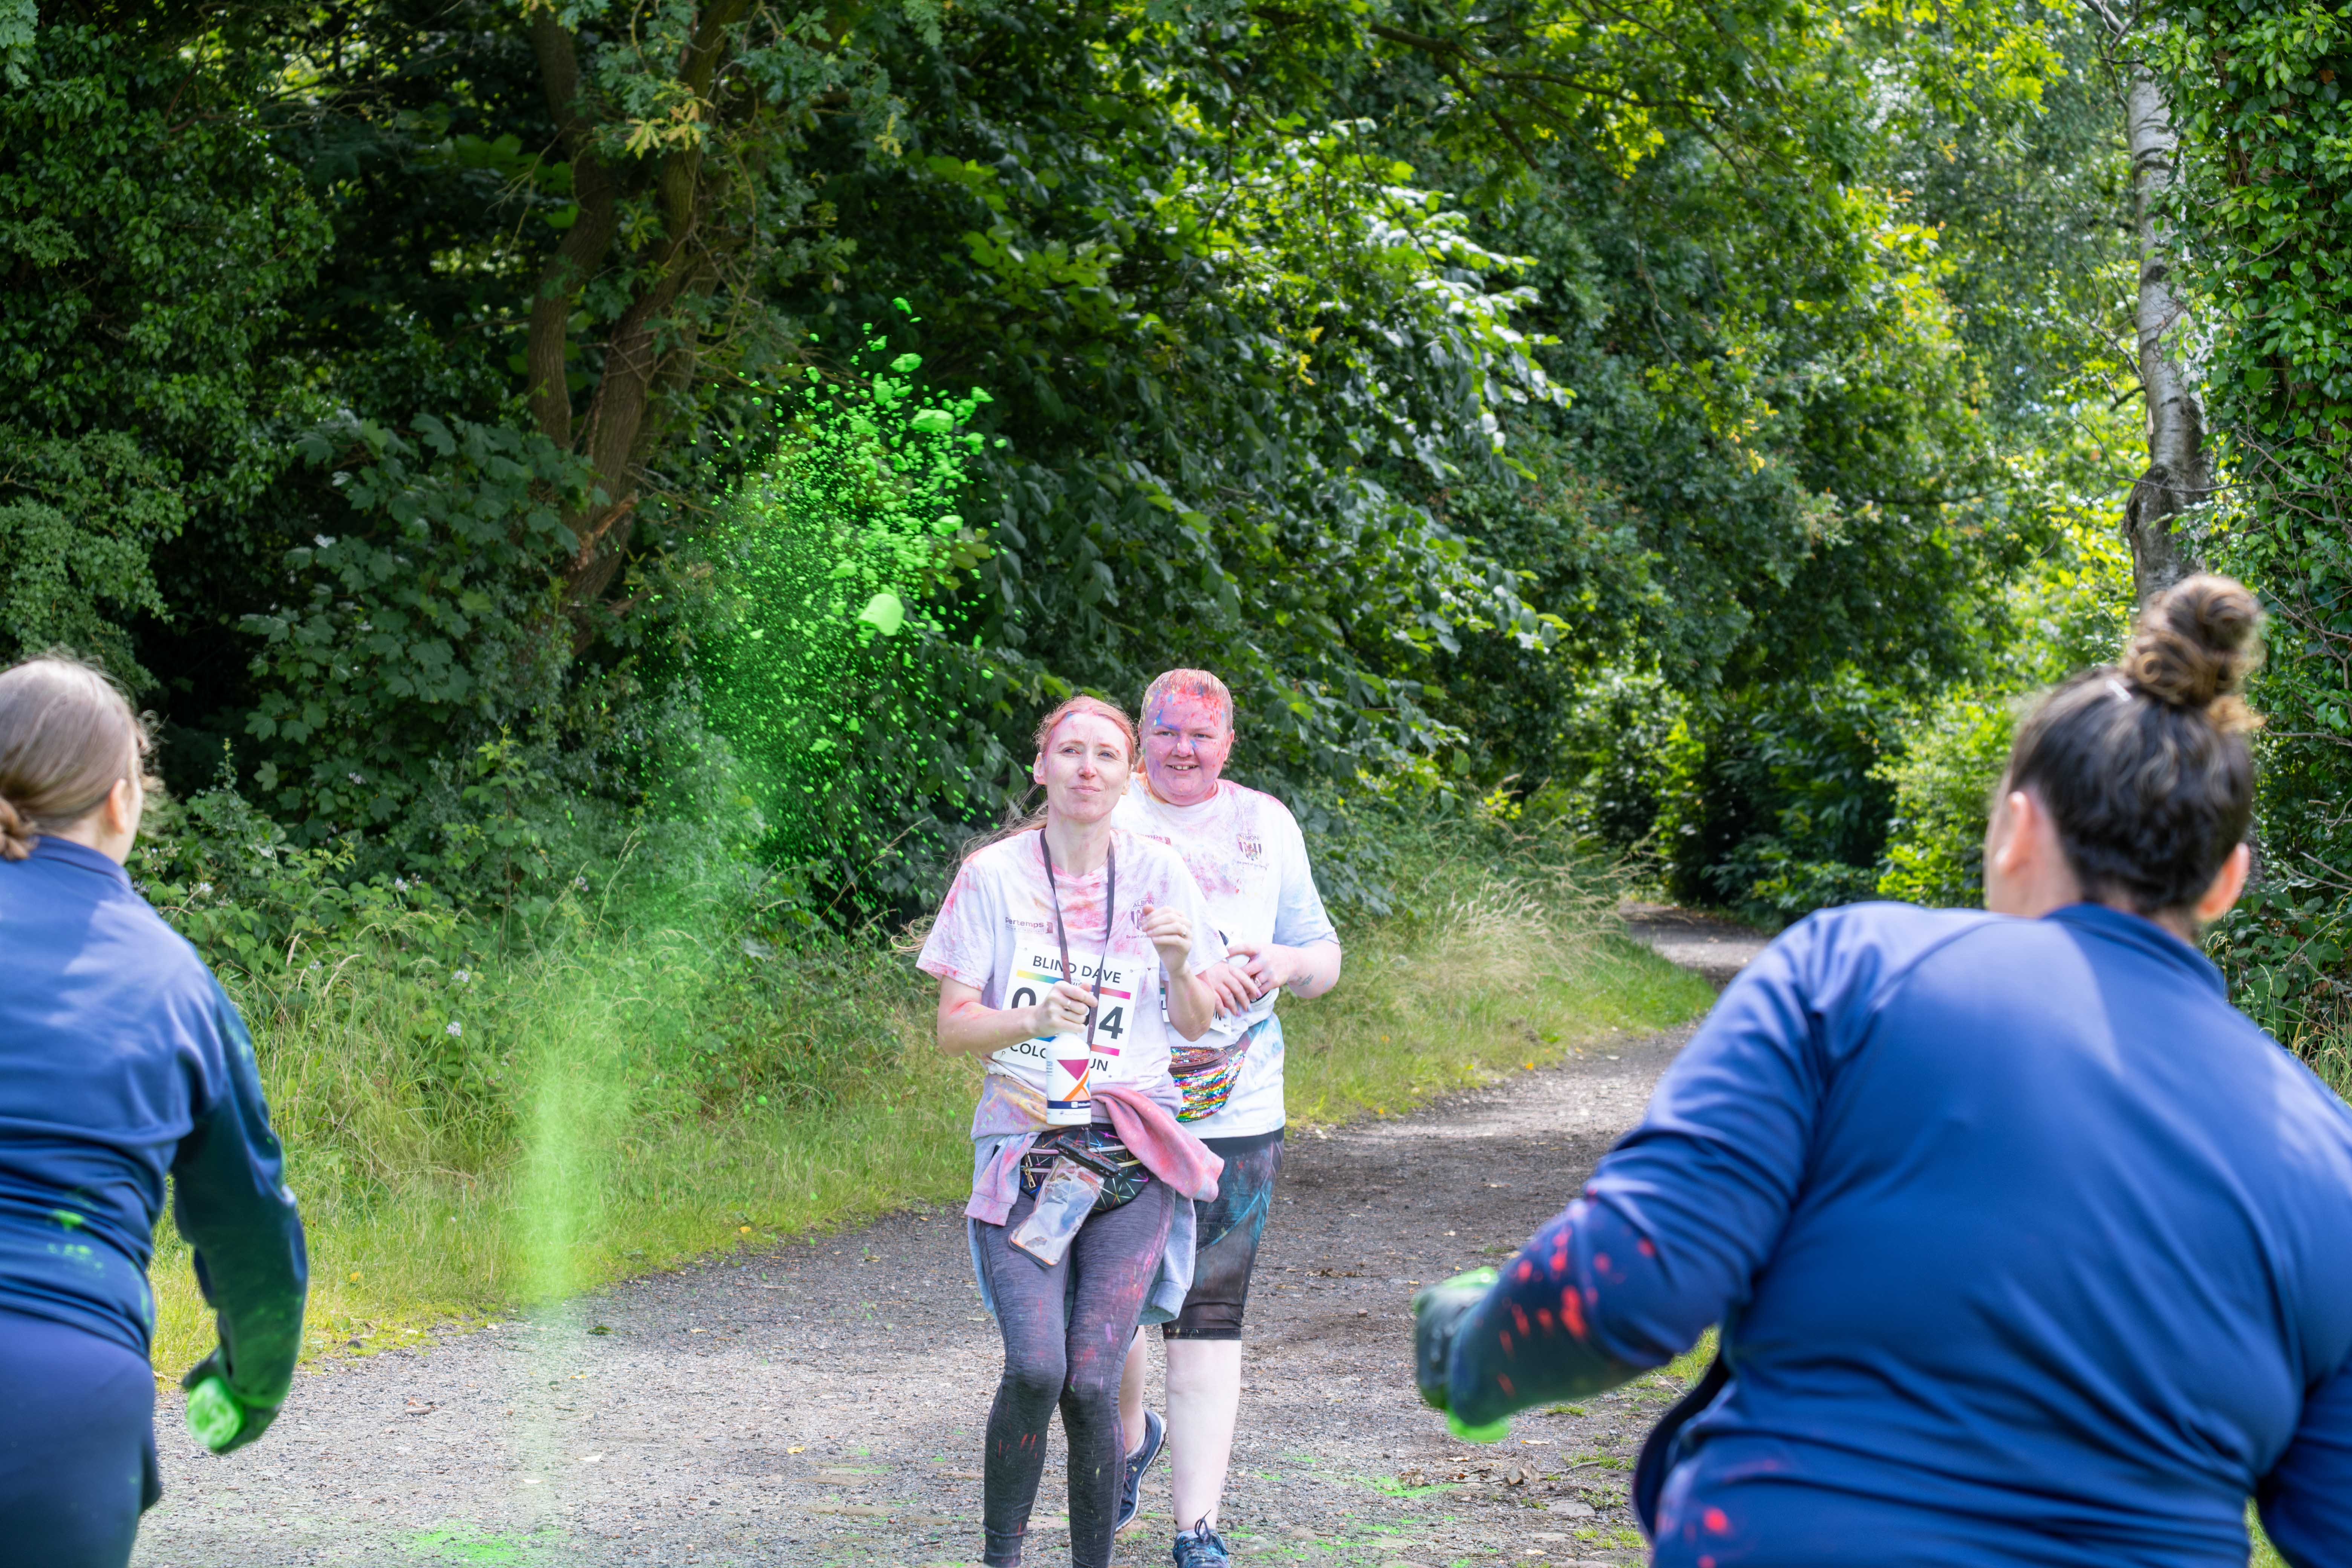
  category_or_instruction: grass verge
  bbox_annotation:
[151,835,1714,1378]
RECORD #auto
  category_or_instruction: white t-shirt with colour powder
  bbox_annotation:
[1111,778,1338,1137]
[918,828,1224,1106]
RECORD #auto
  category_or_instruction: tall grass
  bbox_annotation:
[149,822,1715,1377]
[1283,831,1712,1120]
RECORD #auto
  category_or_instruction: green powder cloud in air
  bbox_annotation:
[700,305,1001,904]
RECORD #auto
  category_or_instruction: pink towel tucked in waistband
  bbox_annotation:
[965,1075,1223,1224]
[1095,1084,1223,1201]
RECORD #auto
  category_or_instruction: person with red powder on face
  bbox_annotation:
[920,695,1230,1568]
[1412,579,2352,1568]
[1103,668,1342,1568]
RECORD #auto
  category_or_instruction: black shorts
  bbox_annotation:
[1162,1129,1283,1340]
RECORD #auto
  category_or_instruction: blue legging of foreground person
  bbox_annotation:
[1435,902,2352,1568]
[0,1311,160,1564]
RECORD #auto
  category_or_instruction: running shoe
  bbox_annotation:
[1114,1407,1165,1533]
[1171,1515,1231,1568]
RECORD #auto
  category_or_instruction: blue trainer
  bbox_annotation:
[1114,1407,1165,1534]
[1172,1514,1231,1568]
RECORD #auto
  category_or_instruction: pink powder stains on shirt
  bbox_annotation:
[1120,779,1300,906]
[920,828,1190,993]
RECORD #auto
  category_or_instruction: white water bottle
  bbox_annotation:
[1045,1047,1092,1125]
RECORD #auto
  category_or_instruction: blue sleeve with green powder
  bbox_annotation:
[0,837,306,1422]
[171,977,308,1424]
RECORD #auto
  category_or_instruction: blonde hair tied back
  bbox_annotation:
[0,655,151,862]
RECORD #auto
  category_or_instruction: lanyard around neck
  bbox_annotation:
[1038,831,1116,1050]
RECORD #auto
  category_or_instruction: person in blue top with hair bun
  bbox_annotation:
[0,656,308,1568]
[1414,576,2352,1567]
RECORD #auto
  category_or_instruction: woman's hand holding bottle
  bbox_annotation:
[1037,979,1101,1036]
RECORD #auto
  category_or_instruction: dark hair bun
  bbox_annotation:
[2122,574,2265,733]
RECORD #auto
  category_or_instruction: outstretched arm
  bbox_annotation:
[1424,1193,1710,1424]
[1418,919,1840,1427]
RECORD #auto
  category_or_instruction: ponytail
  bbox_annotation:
[0,795,32,862]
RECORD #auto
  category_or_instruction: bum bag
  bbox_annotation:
[1170,1016,1272,1123]
[1018,1124,1151,1211]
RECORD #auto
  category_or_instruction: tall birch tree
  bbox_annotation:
[2090,2,2210,601]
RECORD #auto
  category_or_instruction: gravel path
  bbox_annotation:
[1616,905,1769,991]
[136,921,1750,1568]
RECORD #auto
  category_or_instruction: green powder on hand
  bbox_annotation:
[186,1376,242,1452]
[1446,1411,1511,1444]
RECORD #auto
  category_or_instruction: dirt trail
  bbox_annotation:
[135,917,1756,1568]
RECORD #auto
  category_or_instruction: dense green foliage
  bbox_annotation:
[0,0,2296,948]
[2153,0,2352,1055]
[1415,7,2143,919]
[1875,510,2136,908]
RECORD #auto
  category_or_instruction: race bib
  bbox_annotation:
[992,949,1138,1089]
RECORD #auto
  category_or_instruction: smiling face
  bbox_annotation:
[1142,683,1234,807]
[1033,710,1133,826]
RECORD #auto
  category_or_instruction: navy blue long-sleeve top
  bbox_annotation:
[0,838,307,1407]
[1447,901,2352,1568]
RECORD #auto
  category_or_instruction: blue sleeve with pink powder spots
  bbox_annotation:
[1442,915,1871,1424]
[1435,899,2352,1568]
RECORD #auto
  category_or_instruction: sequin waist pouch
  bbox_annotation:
[1169,1017,1268,1123]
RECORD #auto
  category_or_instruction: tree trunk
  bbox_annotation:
[2122,67,2207,604]
[523,0,749,634]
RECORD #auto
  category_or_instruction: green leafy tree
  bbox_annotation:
[0,11,327,686]
[2152,0,2352,1049]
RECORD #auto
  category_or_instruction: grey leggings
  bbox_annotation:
[974,1179,1177,1568]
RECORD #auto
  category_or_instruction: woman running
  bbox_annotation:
[0,657,308,1567]
[920,695,1227,1568]
[1415,576,2352,1567]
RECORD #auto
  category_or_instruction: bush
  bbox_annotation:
[1874,507,2133,912]
[1874,695,2014,908]
[1652,670,1903,928]
[2209,884,2352,1095]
